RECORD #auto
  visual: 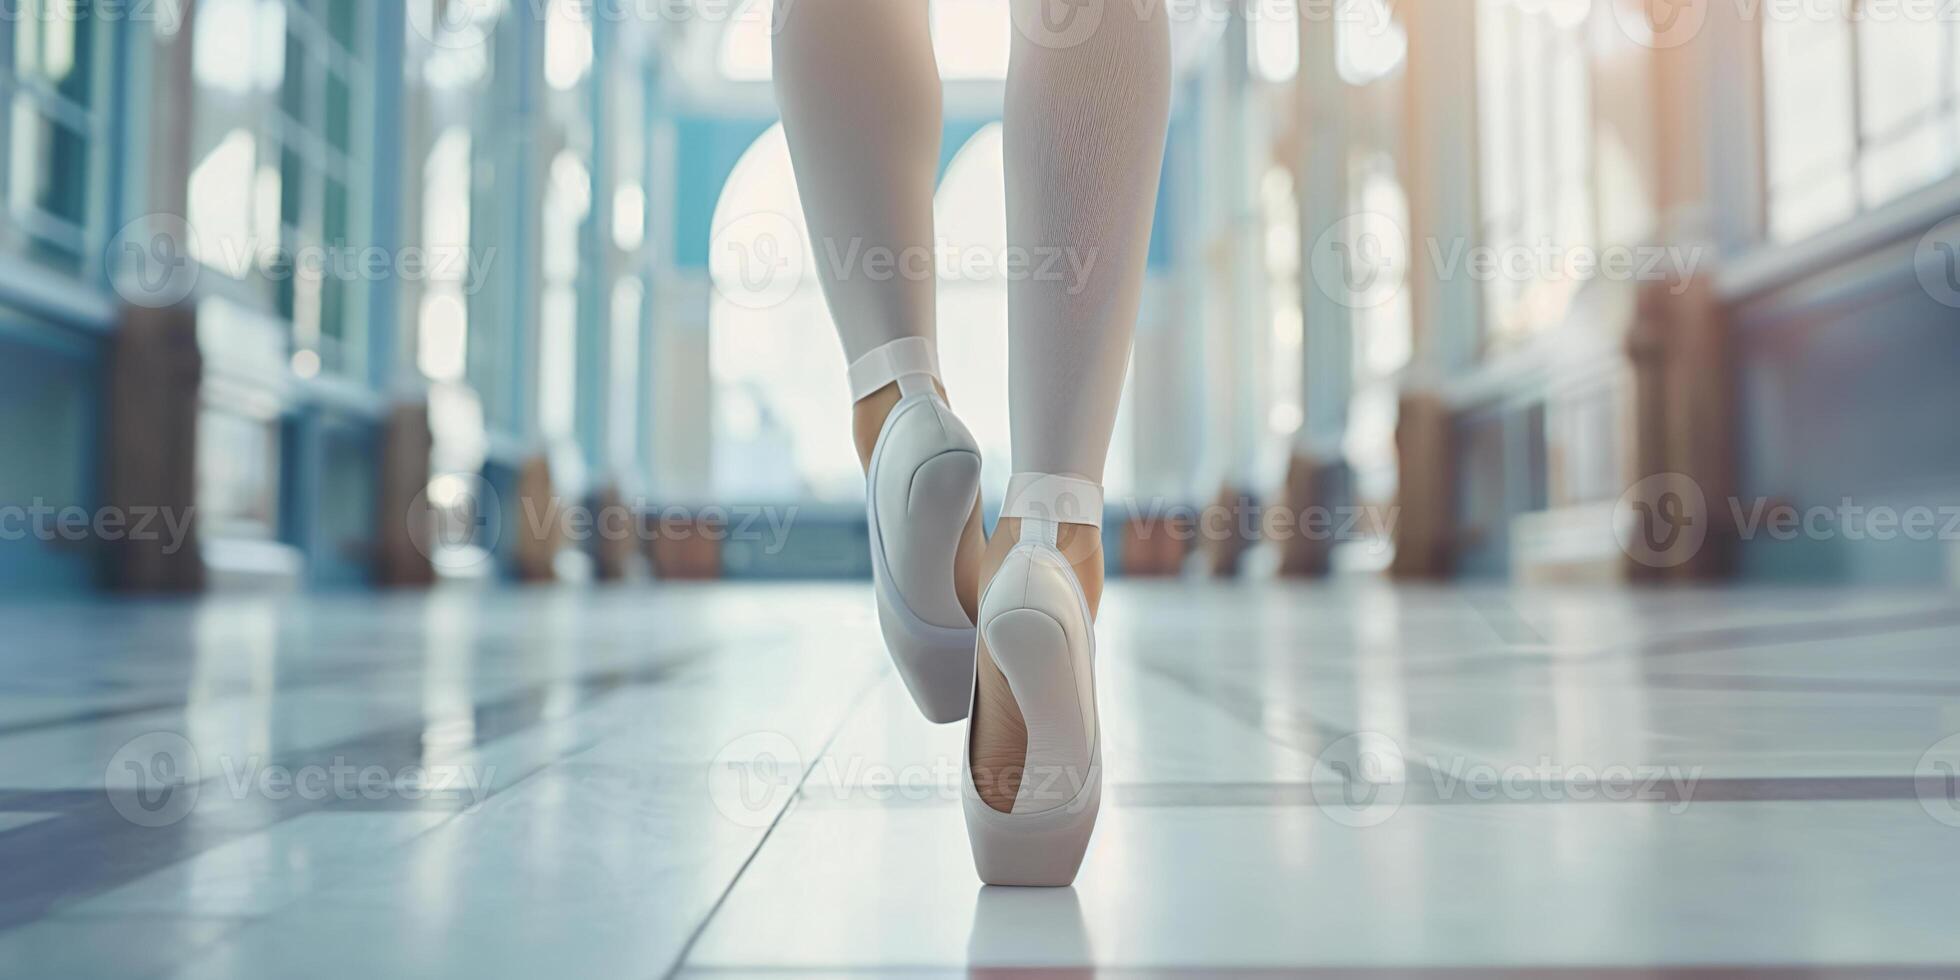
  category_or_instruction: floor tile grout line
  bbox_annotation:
[660,663,891,980]
[36,722,628,980]
[0,650,710,938]
[113,677,783,978]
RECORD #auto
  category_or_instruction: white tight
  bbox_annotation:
[773,0,1173,483]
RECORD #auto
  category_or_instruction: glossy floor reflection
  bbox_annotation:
[2,582,1959,977]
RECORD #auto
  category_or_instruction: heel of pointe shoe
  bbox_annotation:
[962,547,1102,887]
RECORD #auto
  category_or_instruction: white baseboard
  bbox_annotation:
[202,538,303,592]
[1510,503,1626,587]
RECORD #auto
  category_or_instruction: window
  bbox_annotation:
[536,0,596,453]
[1350,155,1413,381]
[1,0,112,274]
[710,124,856,502]
[1336,0,1407,86]
[934,0,1012,80]
[1250,0,1300,84]
[538,149,590,443]
[1262,164,1304,449]
[708,123,1027,504]
[1346,153,1411,510]
[1762,0,1960,241]
[189,0,371,375]
[1475,0,1594,345]
[606,59,655,475]
[720,0,1015,83]
[417,127,473,384]
[716,0,776,81]
[932,124,1012,502]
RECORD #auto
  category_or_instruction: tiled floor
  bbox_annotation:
[3,582,1960,978]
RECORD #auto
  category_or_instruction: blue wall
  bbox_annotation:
[0,328,105,593]
[1733,252,1960,584]
[670,113,1184,272]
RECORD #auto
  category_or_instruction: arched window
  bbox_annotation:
[708,120,1134,503]
[708,124,857,502]
[717,0,1015,83]
[716,1,775,82]
[1475,0,1594,344]
[933,124,1013,502]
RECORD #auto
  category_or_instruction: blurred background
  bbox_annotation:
[3,0,1959,594]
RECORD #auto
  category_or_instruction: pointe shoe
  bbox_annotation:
[962,474,1104,887]
[854,338,983,724]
